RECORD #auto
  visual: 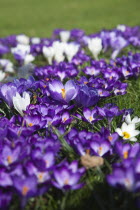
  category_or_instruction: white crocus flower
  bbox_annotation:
[13,92,30,116]
[16,35,30,45]
[54,53,65,63]
[87,37,102,60]
[31,37,41,44]
[52,41,65,63]
[0,70,6,81]
[11,44,30,55]
[117,24,126,32]
[60,31,70,43]
[0,59,14,73]
[115,122,140,142]
[64,43,79,62]
[43,46,55,64]
[24,54,35,65]
[125,114,140,125]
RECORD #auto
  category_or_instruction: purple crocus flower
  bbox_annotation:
[0,45,9,56]
[84,66,100,76]
[25,161,50,184]
[90,140,111,157]
[115,141,140,159]
[110,35,128,59]
[13,176,37,197]
[52,160,85,190]
[48,80,78,103]
[107,166,136,192]
[0,83,17,106]
[83,107,99,123]
[75,84,99,107]
[24,115,46,129]
[0,169,13,187]
[0,145,21,166]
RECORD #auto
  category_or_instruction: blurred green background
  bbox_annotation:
[0,0,140,37]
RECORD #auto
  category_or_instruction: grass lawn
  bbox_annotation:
[0,0,140,37]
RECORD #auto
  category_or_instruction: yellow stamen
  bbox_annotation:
[122,132,130,139]
[7,156,12,164]
[22,186,29,196]
[84,81,88,84]
[88,116,93,122]
[28,123,33,127]
[123,151,128,159]
[61,88,66,99]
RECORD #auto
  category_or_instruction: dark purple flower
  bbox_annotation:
[75,84,99,107]
[0,190,12,210]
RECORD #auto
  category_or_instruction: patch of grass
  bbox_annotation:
[0,0,140,37]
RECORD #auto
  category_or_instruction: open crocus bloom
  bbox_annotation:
[115,122,140,142]
[13,92,30,116]
[49,80,78,103]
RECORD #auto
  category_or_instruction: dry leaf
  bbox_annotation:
[81,154,104,169]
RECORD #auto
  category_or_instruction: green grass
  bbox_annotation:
[0,0,140,37]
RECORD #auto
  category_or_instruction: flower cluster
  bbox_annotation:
[0,25,139,209]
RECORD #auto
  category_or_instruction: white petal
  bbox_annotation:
[121,122,128,131]
[115,128,123,136]
[125,114,131,124]
[129,137,137,142]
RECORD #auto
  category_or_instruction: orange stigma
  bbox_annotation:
[98,147,103,155]
[28,123,33,127]
[61,88,66,99]
[64,179,69,185]
[22,186,29,196]
[123,151,128,159]
[108,136,113,141]
[63,117,67,123]
[7,156,13,164]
